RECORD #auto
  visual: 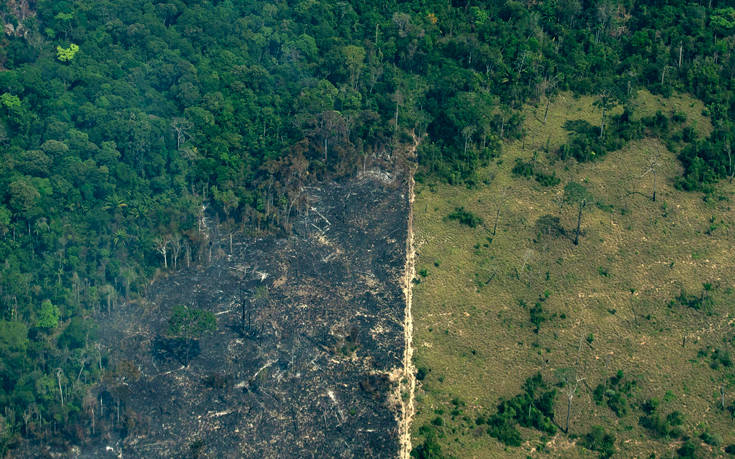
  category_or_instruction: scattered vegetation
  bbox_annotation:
[446,207,483,228]
[592,371,636,417]
[582,426,616,459]
[412,87,734,457]
[478,374,557,447]
[512,159,560,187]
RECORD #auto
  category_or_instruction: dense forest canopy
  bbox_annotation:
[1,0,735,452]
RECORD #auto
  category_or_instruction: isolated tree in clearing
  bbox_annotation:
[167,305,216,364]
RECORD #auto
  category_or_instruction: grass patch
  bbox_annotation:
[411,90,735,458]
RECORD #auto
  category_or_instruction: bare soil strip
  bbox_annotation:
[398,154,418,459]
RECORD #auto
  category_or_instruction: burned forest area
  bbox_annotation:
[62,172,411,458]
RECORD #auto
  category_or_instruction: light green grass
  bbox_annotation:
[412,91,734,458]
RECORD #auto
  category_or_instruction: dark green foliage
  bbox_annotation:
[674,288,714,312]
[1,0,735,453]
[511,160,535,178]
[529,302,546,334]
[725,444,735,455]
[485,374,556,447]
[697,346,732,369]
[534,171,561,187]
[699,431,721,446]
[583,426,616,459]
[167,305,216,340]
[592,370,636,417]
[446,207,483,228]
[558,107,688,163]
[512,160,560,187]
[411,427,445,459]
[58,317,95,350]
[486,416,523,447]
[640,398,659,415]
[677,440,699,458]
[639,408,685,439]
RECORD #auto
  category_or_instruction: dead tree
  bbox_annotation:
[721,385,726,411]
[56,368,64,407]
[640,152,660,202]
[154,236,170,269]
[240,288,252,337]
[557,367,585,434]
[593,90,615,139]
[538,74,560,124]
[171,118,193,149]
[492,188,509,236]
[170,236,182,270]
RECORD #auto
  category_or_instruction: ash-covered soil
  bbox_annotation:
[82,172,410,458]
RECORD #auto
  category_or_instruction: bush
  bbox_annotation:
[484,374,557,447]
[512,159,534,178]
[677,440,699,458]
[447,207,483,228]
[529,303,546,333]
[675,289,714,311]
[592,370,635,417]
[512,159,560,187]
[639,410,685,439]
[583,426,616,458]
[699,431,721,446]
[486,415,522,447]
[411,427,445,459]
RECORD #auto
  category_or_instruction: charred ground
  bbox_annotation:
[64,172,411,458]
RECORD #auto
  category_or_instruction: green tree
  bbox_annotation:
[37,300,60,329]
[167,305,216,340]
[167,305,216,365]
[342,45,366,90]
[55,43,79,62]
[7,178,40,217]
[0,93,21,110]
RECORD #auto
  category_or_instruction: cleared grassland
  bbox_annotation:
[411,91,735,458]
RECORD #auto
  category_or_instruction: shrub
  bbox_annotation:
[592,371,635,417]
[447,207,483,228]
[583,426,616,458]
[484,374,557,446]
[512,159,560,186]
[699,431,721,446]
[677,440,699,458]
[411,427,444,459]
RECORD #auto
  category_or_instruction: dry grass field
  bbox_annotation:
[411,91,735,458]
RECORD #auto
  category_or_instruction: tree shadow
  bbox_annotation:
[152,336,200,366]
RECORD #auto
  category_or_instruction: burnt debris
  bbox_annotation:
[82,172,410,458]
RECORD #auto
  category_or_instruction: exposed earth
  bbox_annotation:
[67,169,412,458]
